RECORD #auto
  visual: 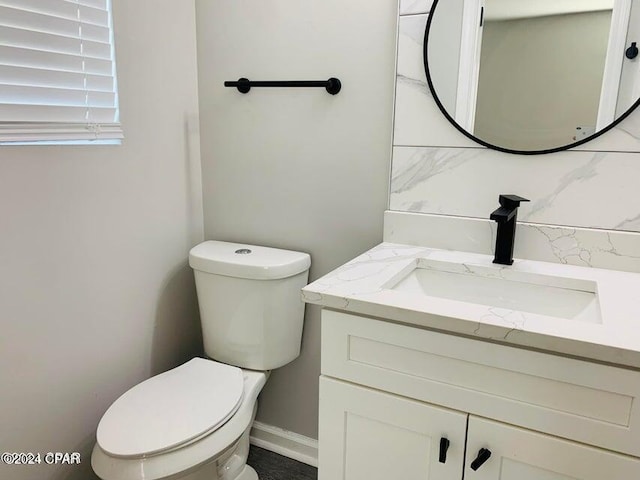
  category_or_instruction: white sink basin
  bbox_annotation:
[388,259,601,324]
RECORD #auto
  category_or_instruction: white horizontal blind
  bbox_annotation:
[0,0,122,142]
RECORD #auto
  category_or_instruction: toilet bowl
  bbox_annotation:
[92,359,268,480]
[92,241,310,480]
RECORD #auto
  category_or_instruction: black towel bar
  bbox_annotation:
[224,77,341,95]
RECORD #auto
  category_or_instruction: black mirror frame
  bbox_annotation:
[423,0,640,155]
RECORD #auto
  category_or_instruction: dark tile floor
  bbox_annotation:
[247,445,318,480]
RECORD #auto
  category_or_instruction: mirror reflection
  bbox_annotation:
[425,0,640,152]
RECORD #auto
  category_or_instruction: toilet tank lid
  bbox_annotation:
[189,241,311,280]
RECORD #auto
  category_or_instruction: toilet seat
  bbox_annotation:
[96,358,244,458]
[92,369,268,480]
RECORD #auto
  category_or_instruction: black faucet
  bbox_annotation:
[490,194,530,265]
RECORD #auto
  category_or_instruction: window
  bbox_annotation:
[0,0,121,144]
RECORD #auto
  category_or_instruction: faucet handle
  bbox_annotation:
[498,194,530,209]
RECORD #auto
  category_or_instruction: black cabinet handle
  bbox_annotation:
[470,448,492,471]
[439,437,450,463]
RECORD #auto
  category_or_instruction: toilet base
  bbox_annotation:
[181,416,254,480]
[235,465,258,480]
[181,462,257,480]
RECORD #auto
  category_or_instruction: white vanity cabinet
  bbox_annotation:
[318,310,640,480]
[465,417,640,480]
[320,377,466,480]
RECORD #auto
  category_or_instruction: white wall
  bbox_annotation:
[0,2,203,479]
[195,0,398,439]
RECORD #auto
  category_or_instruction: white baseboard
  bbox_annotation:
[249,421,318,468]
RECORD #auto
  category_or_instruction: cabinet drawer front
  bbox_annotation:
[321,310,640,456]
[465,416,640,480]
[318,377,467,480]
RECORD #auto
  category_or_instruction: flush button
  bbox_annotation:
[235,249,252,255]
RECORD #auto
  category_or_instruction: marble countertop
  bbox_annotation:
[302,243,640,369]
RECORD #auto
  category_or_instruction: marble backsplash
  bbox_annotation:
[399,0,431,16]
[388,2,640,273]
[384,211,640,274]
[390,146,640,232]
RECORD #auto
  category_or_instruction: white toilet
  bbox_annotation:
[91,241,311,480]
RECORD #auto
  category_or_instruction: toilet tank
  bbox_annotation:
[189,241,311,370]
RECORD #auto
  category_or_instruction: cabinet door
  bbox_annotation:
[465,416,640,480]
[318,376,467,480]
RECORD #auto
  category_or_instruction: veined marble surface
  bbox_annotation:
[384,211,640,274]
[395,12,640,151]
[390,146,640,232]
[394,14,476,148]
[399,0,431,16]
[302,242,640,368]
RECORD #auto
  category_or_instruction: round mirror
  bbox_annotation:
[424,0,640,154]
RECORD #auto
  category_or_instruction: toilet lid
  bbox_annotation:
[96,358,244,458]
